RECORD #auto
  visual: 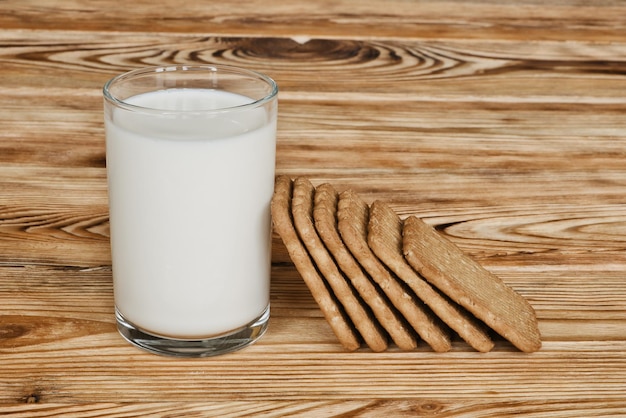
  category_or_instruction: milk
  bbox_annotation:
[105,88,276,339]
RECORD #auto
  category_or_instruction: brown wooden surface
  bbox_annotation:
[1,0,626,416]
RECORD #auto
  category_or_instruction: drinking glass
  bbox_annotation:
[103,65,277,357]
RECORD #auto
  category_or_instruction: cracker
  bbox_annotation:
[271,176,361,351]
[292,177,388,352]
[313,182,418,351]
[368,200,495,352]
[337,190,452,352]
[402,215,542,353]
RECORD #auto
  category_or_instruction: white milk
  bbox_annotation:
[106,88,276,339]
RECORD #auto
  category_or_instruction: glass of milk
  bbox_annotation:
[103,65,277,357]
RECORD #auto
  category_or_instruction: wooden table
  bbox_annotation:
[2,1,626,416]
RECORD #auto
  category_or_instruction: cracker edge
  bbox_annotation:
[338,190,452,353]
[292,177,388,352]
[313,182,418,351]
[271,176,361,351]
[368,200,495,353]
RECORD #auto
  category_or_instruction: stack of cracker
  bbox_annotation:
[271,176,541,353]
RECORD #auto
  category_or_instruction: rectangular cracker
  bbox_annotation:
[313,182,418,351]
[271,176,361,351]
[402,215,542,353]
[292,177,388,352]
[368,200,494,352]
[338,190,452,353]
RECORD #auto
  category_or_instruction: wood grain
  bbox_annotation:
[2,0,626,415]
[2,400,626,418]
[1,0,625,41]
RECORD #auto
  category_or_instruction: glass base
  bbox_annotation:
[116,305,270,358]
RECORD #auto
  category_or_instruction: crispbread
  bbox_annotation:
[402,215,542,353]
[313,182,418,351]
[368,200,495,352]
[292,177,388,352]
[337,190,452,352]
[271,176,361,351]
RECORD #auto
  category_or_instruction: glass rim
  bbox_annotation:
[103,64,278,115]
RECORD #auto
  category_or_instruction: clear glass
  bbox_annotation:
[103,65,277,357]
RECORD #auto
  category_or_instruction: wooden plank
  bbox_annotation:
[1,400,625,417]
[2,31,626,96]
[1,258,625,402]
[1,338,626,403]
[0,0,625,41]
